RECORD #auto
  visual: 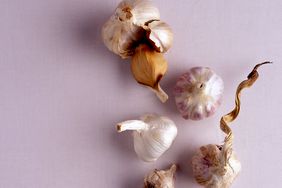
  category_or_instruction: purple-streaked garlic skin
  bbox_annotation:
[173,67,224,120]
[191,144,241,188]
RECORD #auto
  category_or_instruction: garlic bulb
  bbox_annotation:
[116,114,177,162]
[192,144,241,188]
[173,67,224,120]
[102,0,160,58]
[131,44,168,102]
[144,164,177,188]
[191,62,271,188]
[144,20,174,53]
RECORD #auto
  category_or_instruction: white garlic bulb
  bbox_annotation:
[116,114,177,162]
[102,0,160,58]
[144,20,174,53]
[173,67,224,120]
[144,164,177,188]
[192,144,241,188]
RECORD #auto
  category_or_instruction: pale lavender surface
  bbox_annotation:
[0,0,281,187]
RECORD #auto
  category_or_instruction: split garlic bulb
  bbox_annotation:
[173,67,224,120]
[191,62,271,188]
[102,0,160,58]
[144,20,174,53]
[144,164,177,188]
[116,114,177,162]
[192,144,241,188]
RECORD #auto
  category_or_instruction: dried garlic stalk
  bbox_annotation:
[192,62,271,188]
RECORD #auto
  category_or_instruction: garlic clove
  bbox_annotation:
[173,67,224,120]
[192,144,241,188]
[131,44,168,102]
[116,114,177,162]
[144,20,174,53]
[144,164,177,188]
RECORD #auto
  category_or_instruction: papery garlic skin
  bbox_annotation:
[144,164,177,188]
[144,20,174,53]
[192,144,241,188]
[117,114,177,162]
[131,44,168,102]
[102,0,160,58]
[174,67,224,120]
[102,18,144,58]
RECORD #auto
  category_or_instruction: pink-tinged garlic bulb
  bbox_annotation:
[174,67,224,120]
[144,164,177,188]
[192,144,241,188]
[191,62,271,188]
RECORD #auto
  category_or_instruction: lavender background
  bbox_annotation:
[1,0,282,187]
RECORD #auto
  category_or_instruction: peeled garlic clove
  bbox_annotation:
[173,67,224,120]
[116,114,177,162]
[131,44,168,102]
[101,0,160,58]
[144,20,174,53]
[144,164,177,188]
[192,144,241,188]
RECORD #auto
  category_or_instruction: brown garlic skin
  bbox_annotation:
[131,44,168,102]
[144,164,177,188]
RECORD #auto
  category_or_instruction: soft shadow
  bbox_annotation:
[175,148,197,184]
[63,4,134,86]
[122,176,143,188]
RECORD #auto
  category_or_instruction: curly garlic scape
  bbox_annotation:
[220,61,272,167]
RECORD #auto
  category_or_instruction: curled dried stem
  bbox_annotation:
[220,61,272,166]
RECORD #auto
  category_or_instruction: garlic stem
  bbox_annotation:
[153,84,168,103]
[117,120,148,132]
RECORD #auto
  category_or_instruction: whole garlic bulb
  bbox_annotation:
[102,0,160,58]
[191,62,271,188]
[173,67,224,120]
[192,144,241,188]
[144,164,177,188]
[144,20,174,53]
[116,114,177,162]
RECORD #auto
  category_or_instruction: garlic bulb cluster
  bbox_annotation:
[191,62,271,188]
[192,144,241,188]
[102,0,173,102]
[116,114,177,162]
[144,164,177,188]
[174,67,224,120]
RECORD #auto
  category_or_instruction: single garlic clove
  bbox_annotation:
[144,164,177,188]
[144,20,174,53]
[117,114,177,162]
[131,44,168,102]
[173,67,224,120]
[102,0,160,58]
